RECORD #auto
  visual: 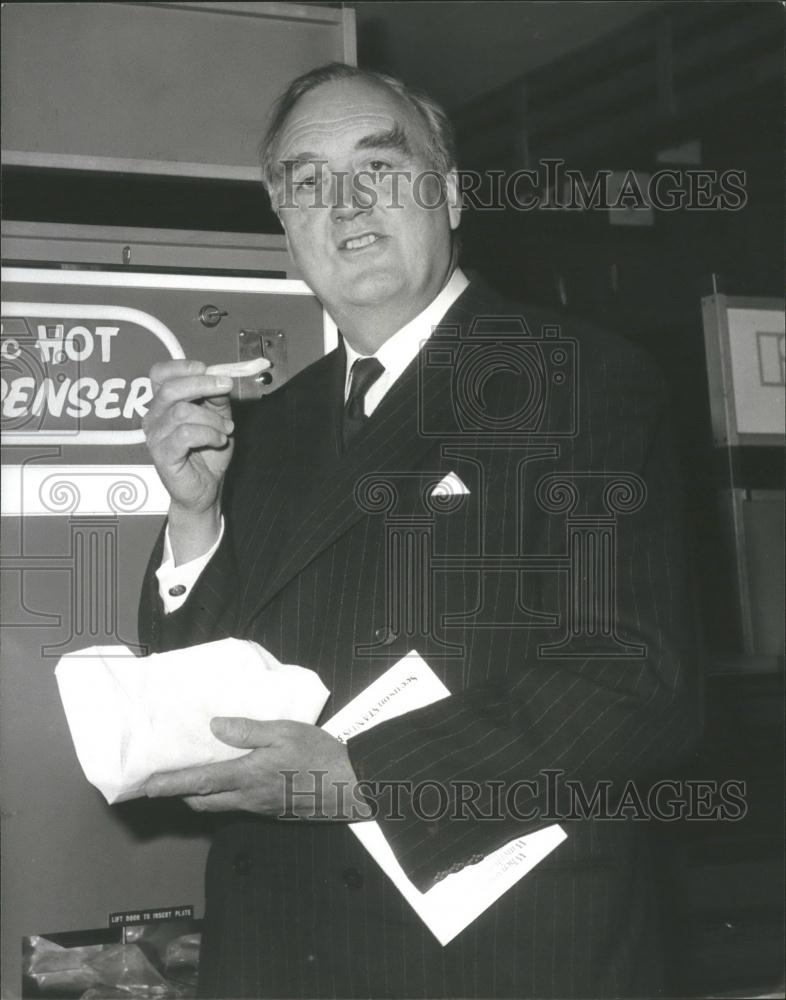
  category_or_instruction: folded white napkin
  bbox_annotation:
[55,638,330,804]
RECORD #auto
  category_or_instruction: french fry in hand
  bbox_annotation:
[205,358,271,378]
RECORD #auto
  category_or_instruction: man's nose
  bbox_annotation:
[329,170,374,222]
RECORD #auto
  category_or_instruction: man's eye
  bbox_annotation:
[368,160,392,172]
[295,176,317,188]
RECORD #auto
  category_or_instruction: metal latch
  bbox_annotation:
[236,329,288,398]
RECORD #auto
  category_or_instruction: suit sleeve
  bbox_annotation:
[138,518,240,654]
[137,397,273,654]
[346,342,702,892]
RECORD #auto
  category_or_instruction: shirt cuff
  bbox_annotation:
[156,516,225,614]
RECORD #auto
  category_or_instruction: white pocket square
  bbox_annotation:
[430,471,470,497]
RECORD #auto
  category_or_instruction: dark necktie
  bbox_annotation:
[342,356,384,450]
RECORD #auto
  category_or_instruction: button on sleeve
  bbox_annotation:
[156,516,225,614]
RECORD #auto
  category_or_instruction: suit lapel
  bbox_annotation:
[232,346,342,610]
[238,279,496,627]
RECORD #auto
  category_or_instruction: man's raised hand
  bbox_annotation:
[143,360,234,562]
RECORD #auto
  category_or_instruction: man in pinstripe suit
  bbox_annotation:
[139,64,699,998]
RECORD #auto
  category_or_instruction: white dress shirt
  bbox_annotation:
[158,268,469,612]
[342,267,469,414]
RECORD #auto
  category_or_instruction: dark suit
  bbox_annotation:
[140,278,699,998]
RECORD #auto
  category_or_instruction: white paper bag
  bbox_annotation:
[55,638,330,804]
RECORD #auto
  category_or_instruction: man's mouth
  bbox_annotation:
[338,233,385,252]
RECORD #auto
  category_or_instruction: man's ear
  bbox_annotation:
[282,227,296,267]
[274,203,294,259]
[445,169,462,231]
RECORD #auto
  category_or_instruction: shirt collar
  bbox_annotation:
[343,268,469,391]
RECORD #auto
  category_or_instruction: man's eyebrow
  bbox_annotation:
[278,153,323,168]
[354,124,412,155]
[275,124,412,169]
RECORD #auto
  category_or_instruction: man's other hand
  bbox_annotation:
[144,719,372,821]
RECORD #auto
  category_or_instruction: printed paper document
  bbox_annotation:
[323,651,567,945]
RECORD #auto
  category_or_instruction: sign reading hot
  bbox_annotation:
[1,303,184,444]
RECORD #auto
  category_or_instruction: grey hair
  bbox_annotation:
[258,62,457,204]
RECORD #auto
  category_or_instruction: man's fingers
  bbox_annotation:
[210,716,279,749]
[183,792,245,813]
[156,423,230,463]
[149,359,206,390]
[146,759,246,798]
[154,374,233,408]
[146,401,233,446]
[142,372,232,432]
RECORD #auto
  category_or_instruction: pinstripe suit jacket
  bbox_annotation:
[139,278,699,999]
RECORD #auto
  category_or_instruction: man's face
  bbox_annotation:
[272,78,461,332]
